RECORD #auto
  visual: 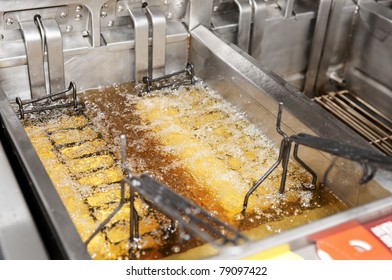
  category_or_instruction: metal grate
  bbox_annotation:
[314,90,392,156]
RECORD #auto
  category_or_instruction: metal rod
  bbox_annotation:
[353,93,392,125]
[242,138,287,213]
[278,141,292,194]
[276,102,289,139]
[15,81,80,119]
[142,63,195,93]
[338,92,392,134]
[317,96,381,141]
[284,0,295,18]
[121,134,132,177]
[19,81,75,106]
[316,94,392,154]
[129,179,140,241]
[293,143,318,188]
[33,15,46,53]
[243,102,293,212]
[84,178,140,253]
[84,179,126,245]
[333,94,391,139]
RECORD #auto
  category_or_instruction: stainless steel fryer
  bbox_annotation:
[1,0,392,260]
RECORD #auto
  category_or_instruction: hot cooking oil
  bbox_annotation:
[21,81,348,260]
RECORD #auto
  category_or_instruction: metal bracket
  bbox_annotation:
[304,0,333,97]
[234,0,253,53]
[121,1,168,81]
[284,0,295,18]
[124,1,149,80]
[19,21,46,99]
[19,15,66,99]
[249,0,268,57]
[36,16,66,94]
[145,4,167,78]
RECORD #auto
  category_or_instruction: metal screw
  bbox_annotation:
[75,14,82,20]
[75,5,83,12]
[60,12,68,19]
[164,0,170,6]
[166,12,172,19]
[6,18,14,25]
[117,5,124,12]
[103,2,109,8]
[66,25,73,32]
[213,5,219,12]
[101,11,108,18]
[108,20,114,27]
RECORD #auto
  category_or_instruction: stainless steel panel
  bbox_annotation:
[345,1,392,120]
[211,1,318,90]
[258,13,316,90]
[0,37,189,101]
[0,1,103,47]
[185,0,213,31]
[0,142,48,260]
